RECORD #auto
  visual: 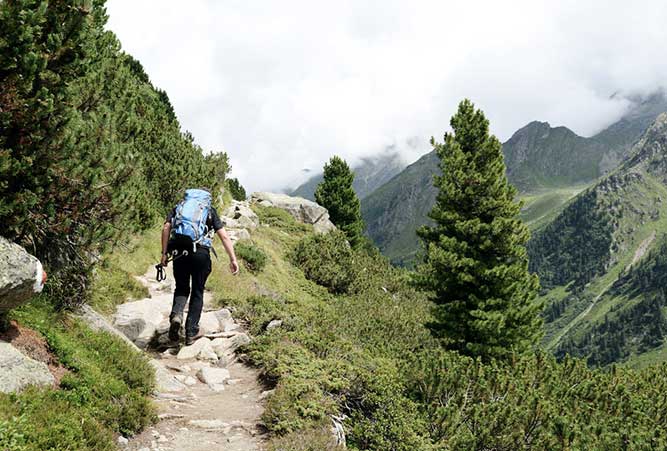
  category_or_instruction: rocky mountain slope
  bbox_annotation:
[290,149,406,201]
[362,92,667,265]
[530,113,667,365]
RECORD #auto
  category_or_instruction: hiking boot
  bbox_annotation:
[169,313,183,342]
[185,331,204,346]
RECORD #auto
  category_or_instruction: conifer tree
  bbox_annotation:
[414,100,542,360]
[315,156,365,248]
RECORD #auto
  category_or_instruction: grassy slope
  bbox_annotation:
[540,172,667,360]
[0,300,156,451]
[520,184,590,231]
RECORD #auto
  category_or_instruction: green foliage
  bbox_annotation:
[315,156,365,248]
[290,232,356,294]
[235,241,268,273]
[227,177,247,201]
[528,189,614,291]
[0,0,229,309]
[255,205,311,234]
[407,349,667,450]
[0,298,155,450]
[414,100,542,360]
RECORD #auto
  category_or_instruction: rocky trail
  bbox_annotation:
[114,269,268,451]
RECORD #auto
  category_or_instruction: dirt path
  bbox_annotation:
[627,231,656,271]
[122,272,267,451]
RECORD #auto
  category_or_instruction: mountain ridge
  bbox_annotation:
[362,93,667,265]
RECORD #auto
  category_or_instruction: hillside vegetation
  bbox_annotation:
[156,203,667,450]
[0,1,228,449]
[531,114,667,365]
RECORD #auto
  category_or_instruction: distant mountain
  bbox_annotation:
[362,92,667,265]
[290,150,406,201]
[530,113,667,366]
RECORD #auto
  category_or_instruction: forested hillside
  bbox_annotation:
[532,114,667,365]
[0,2,228,448]
[0,0,229,307]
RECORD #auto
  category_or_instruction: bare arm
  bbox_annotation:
[160,222,171,266]
[216,228,239,274]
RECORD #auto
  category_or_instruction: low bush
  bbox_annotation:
[290,232,356,294]
[235,241,269,273]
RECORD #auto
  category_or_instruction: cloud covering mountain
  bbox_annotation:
[106,0,667,192]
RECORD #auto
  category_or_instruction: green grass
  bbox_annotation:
[0,298,156,450]
[520,184,590,231]
[91,226,162,314]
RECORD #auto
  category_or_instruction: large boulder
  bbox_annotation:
[250,192,335,233]
[0,237,46,315]
[112,296,172,348]
[0,341,54,393]
[222,200,259,230]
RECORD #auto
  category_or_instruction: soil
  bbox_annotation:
[0,320,69,386]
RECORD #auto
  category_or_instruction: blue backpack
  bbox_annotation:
[170,189,213,251]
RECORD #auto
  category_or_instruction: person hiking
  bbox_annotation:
[160,188,239,346]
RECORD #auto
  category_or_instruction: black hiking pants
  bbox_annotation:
[171,247,212,338]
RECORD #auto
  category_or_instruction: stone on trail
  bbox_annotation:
[197,366,230,391]
[74,304,140,350]
[189,419,229,430]
[0,237,45,314]
[199,311,222,335]
[228,333,251,351]
[112,297,172,348]
[0,342,54,393]
[176,337,211,360]
[150,360,186,393]
[197,342,219,361]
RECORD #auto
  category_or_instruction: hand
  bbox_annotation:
[161,254,168,267]
[229,260,240,275]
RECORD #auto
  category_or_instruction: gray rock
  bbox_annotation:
[176,337,211,360]
[229,333,251,351]
[189,419,229,430]
[112,297,171,348]
[0,341,54,393]
[0,237,45,314]
[266,319,283,331]
[150,360,186,393]
[222,200,260,232]
[199,311,221,335]
[74,304,139,350]
[250,192,336,233]
[197,367,230,391]
[227,228,251,242]
[197,341,219,362]
[117,436,129,447]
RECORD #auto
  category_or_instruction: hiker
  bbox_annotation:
[160,188,239,346]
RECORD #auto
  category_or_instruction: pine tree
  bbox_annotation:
[414,99,542,360]
[227,177,247,201]
[315,156,365,248]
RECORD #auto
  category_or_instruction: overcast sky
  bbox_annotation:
[106,0,667,192]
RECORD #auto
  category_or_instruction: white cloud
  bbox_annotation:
[106,0,667,192]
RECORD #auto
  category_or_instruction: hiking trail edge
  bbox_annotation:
[120,268,267,451]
